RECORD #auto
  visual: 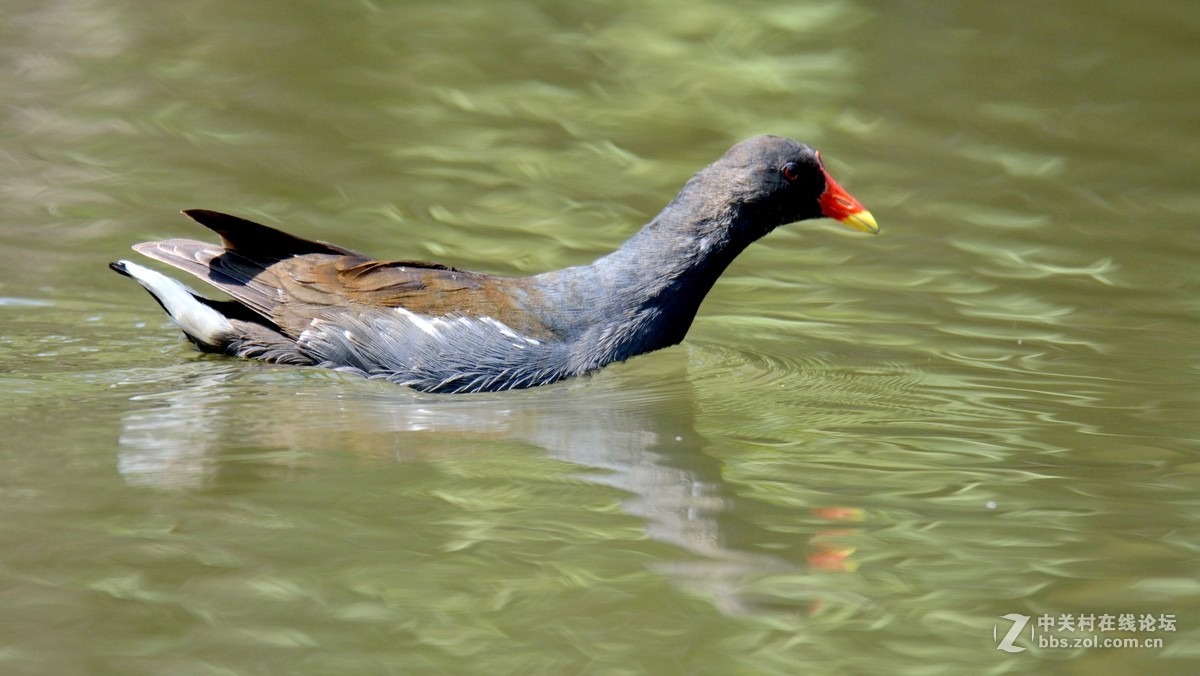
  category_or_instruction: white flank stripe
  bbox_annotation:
[396,307,441,336]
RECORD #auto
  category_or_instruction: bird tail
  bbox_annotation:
[109,260,233,348]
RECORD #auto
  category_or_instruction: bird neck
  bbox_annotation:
[538,176,755,357]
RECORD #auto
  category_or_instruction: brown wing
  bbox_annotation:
[132,210,554,340]
[267,256,553,339]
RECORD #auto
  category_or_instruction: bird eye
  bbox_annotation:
[781,162,800,182]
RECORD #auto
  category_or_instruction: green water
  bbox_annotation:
[2,0,1198,673]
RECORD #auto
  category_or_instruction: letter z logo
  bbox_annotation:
[995,613,1030,653]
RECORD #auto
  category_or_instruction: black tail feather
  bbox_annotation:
[181,209,363,258]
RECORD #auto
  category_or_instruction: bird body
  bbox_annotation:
[112,136,876,393]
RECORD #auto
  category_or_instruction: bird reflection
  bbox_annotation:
[116,355,856,615]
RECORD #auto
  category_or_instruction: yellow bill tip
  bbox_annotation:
[839,209,879,235]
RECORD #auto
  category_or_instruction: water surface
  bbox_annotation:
[1,0,1198,673]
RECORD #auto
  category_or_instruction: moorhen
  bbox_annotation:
[111,135,877,393]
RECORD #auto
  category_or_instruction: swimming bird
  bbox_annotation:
[110,135,877,393]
